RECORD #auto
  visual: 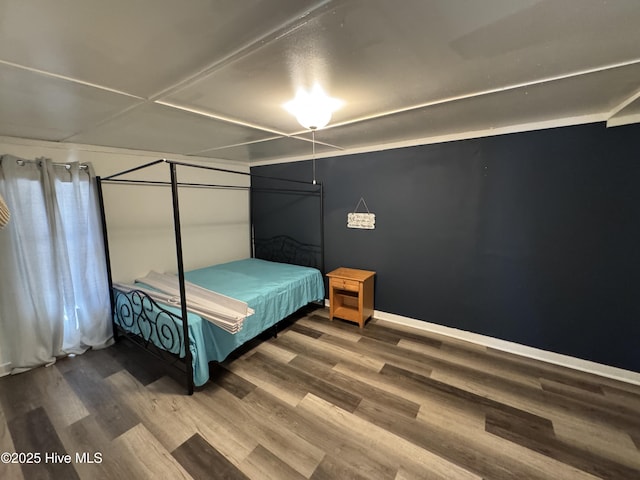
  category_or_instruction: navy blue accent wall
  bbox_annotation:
[251,122,640,372]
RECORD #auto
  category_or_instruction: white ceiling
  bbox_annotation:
[1,0,639,165]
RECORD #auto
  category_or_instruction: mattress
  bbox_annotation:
[114,258,324,386]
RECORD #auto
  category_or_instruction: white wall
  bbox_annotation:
[0,136,251,367]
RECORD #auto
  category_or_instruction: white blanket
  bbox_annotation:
[113,271,254,334]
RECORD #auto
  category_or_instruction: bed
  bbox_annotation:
[112,257,324,387]
[96,159,325,394]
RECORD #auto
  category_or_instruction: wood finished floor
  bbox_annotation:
[1,308,639,480]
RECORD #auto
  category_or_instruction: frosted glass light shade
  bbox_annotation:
[284,84,343,130]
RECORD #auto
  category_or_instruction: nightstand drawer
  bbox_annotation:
[331,278,360,292]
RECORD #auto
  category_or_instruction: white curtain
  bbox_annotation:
[0,155,112,374]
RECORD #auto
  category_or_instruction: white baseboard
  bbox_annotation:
[321,300,640,386]
[373,309,640,387]
[0,362,11,377]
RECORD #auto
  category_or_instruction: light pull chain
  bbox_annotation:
[312,128,317,185]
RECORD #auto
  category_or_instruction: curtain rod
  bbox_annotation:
[14,158,88,170]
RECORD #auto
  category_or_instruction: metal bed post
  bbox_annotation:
[319,182,325,275]
[95,176,117,341]
[249,182,255,258]
[169,162,194,395]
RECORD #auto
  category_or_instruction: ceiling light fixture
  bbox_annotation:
[284,83,343,130]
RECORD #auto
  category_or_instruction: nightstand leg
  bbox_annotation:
[329,286,334,321]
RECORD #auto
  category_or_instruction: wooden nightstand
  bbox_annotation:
[327,267,375,328]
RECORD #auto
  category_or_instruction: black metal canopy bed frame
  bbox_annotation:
[96,159,324,395]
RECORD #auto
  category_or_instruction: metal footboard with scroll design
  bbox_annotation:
[112,287,190,379]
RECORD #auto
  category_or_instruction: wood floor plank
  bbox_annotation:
[80,348,126,379]
[7,406,80,480]
[398,338,543,389]
[111,423,193,479]
[108,340,169,386]
[422,410,603,480]
[250,341,297,364]
[275,329,385,372]
[310,454,373,480]
[146,377,257,467]
[0,402,25,480]
[288,323,324,339]
[61,357,141,440]
[540,374,606,394]
[602,384,640,411]
[430,368,640,440]
[317,317,400,345]
[211,366,257,400]
[272,331,340,368]
[37,365,90,430]
[288,354,420,420]
[365,335,546,393]
[547,416,640,471]
[297,315,363,342]
[299,393,482,480]
[433,340,605,394]
[195,383,325,478]
[331,361,438,407]
[58,414,129,480]
[0,370,45,422]
[172,433,249,480]
[486,347,640,394]
[486,410,640,479]
[243,387,398,479]
[350,322,403,345]
[540,377,605,399]
[105,369,195,453]
[357,391,600,480]
[539,377,640,419]
[416,396,486,433]
[239,444,306,480]
[348,334,440,378]
[373,318,487,353]
[365,320,443,348]
[392,359,617,454]
[225,354,310,407]
[249,350,363,413]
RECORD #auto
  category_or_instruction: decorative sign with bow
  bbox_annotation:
[347,197,375,230]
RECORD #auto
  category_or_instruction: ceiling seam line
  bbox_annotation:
[58,100,152,143]
[319,58,640,132]
[0,59,144,99]
[187,135,343,157]
[606,88,640,118]
[154,101,291,137]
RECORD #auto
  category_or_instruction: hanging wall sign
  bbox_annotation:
[347,197,375,229]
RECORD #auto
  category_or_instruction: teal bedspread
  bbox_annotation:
[116,258,324,386]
